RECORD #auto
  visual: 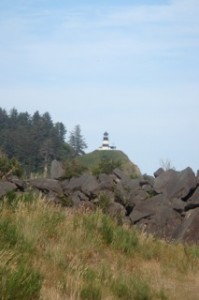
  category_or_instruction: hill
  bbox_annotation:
[77,150,141,177]
[0,194,199,299]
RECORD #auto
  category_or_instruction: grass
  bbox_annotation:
[76,150,141,177]
[0,193,199,299]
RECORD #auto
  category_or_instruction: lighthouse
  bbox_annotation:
[98,132,116,150]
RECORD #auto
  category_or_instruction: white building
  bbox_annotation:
[98,132,116,150]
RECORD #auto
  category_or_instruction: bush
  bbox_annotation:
[92,158,121,175]
[63,159,87,179]
[0,154,23,179]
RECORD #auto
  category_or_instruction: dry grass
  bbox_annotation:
[0,194,199,299]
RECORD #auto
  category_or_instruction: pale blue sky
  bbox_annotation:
[0,0,198,175]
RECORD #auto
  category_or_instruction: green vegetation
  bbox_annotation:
[77,150,141,177]
[0,152,23,179]
[63,159,88,179]
[68,124,88,156]
[0,107,72,175]
[0,194,199,299]
[0,107,140,178]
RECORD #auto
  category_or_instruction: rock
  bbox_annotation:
[9,176,27,191]
[142,174,155,186]
[0,181,17,198]
[185,187,199,210]
[129,209,154,224]
[197,170,199,184]
[130,194,182,239]
[169,197,186,213]
[154,167,197,200]
[146,206,181,240]
[97,174,114,191]
[64,174,99,196]
[107,202,126,223]
[172,208,199,244]
[30,179,63,194]
[115,176,149,208]
[46,191,62,205]
[50,159,65,179]
[70,191,89,207]
[154,168,164,178]
[113,168,128,181]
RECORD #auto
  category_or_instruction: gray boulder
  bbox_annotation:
[154,167,197,200]
[50,159,65,179]
[154,168,164,178]
[0,181,17,198]
[97,174,115,191]
[107,202,126,223]
[172,208,199,244]
[185,186,199,210]
[130,194,182,239]
[63,174,99,196]
[30,179,63,194]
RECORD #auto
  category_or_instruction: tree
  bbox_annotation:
[68,125,87,156]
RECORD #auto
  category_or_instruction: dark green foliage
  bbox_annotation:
[0,107,68,174]
[63,159,88,179]
[92,157,122,175]
[0,153,23,179]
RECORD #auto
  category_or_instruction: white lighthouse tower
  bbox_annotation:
[98,132,116,150]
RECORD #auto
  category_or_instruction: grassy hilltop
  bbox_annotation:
[77,150,142,177]
[0,194,199,300]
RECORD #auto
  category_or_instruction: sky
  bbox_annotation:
[0,0,199,175]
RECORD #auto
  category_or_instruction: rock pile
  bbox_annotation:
[0,166,199,244]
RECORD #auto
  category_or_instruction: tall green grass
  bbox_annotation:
[0,193,199,299]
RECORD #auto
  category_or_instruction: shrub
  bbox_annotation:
[63,159,87,179]
[92,158,121,175]
[0,154,23,179]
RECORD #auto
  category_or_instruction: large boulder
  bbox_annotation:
[115,177,148,207]
[30,179,63,194]
[50,160,65,179]
[154,167,197,200]
[107,202,126,223]
[62,174,99,197]
[97,174,115,191]
[172,208,199,244]
[0,181,17,198]
[130,194,182,239]
[185,186,199,210]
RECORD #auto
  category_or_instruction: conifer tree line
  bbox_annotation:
[0,107,87,174]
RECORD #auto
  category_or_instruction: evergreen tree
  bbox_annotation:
[68,125,87,156]
[0,107,70,174]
